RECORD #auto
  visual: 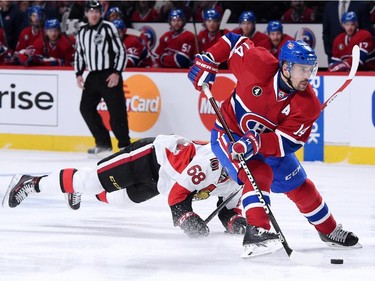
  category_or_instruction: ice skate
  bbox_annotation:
[87,146,112,158]
[318,224,362,248]
[65,192,82,210]
[2,175,41,208]
[241,225,282,258]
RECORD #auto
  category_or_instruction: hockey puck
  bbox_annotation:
[330,259,344,264]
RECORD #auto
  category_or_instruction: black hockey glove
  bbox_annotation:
[218,198,246,235]
[178,212,209,238]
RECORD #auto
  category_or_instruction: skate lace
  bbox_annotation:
[15,181,35,203]
[328,224,349,243]
[71,193,81,205]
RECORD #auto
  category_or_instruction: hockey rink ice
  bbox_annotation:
[0,149,374,281]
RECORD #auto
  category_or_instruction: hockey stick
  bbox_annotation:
[202,83,322,266]
[125,28,142,37]
[219,9,231,31]
[204,184,243,224]
[321,45,360,111]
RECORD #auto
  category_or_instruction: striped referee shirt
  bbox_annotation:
[74,19,126,76]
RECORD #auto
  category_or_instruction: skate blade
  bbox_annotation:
[324,241,363,249]
[1,174,22,208]
[241,239,282,258]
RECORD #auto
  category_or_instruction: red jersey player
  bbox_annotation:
[231,11,268,47]
[329,11,375,72]
[154,9,196,68]
[14,6,44,65]
[3,135,246,238]
[188,33,361,257]
[27,18,76,66]
[112,19,151,67]
[197,8,229,53]
[257,20,294,59]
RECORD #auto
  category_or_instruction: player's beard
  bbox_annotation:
[296,79,309,91]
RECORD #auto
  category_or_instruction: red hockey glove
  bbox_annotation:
[178,212,209,238]
[228,130,261,160]
[188,54,219,91]
[226,214,246,234]
[328,61,350,72]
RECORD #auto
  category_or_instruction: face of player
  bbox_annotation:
[240,21,255,37]
[268,31,283,47]
[109,12,121,22]
[205,19,220,33]
[170,18,184,32]
[343,22,357,37]
[86,8,101,26]
[46,28,60,42]
[117,28,125,40]
[286,63,317,91]
[30,13,41,26]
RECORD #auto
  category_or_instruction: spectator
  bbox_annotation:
[26,18,76,67]
[193,1,223,22]
[329,11,375,71]
[323,0,371,63]
[112,19,152,67]
[197,8,229,53]
[0,0,26,51]
[257,20,294,59]
[231,11,268,47]
[154,9,196,68]
[14,6,45,65]
[75,1,131,155]
[156,1,192,22]
[281,1,316,23]
[130,1,159,22]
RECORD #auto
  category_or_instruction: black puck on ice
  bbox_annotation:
[331,259,344,264]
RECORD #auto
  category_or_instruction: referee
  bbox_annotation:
[75,0,131,155]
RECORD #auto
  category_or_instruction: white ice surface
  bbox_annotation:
[0,149,374,281]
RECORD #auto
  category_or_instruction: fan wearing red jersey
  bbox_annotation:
[154,9,196,68]
[329,11,375,71]
[188,33,361,257]
[231,11,268,47]
[3,135,246,238]
[257,20,294,59]
[197,8,229,53]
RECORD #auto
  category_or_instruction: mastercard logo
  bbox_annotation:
[97,74,161,133]
[198,76,236,131]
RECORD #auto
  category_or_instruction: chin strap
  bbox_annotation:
[280,68,297,91]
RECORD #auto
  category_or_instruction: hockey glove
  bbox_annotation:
[228,130,261,160]
[328,61,350,72]
[178,212,209,238]
[218,201,246,235]
[188,53,219,91]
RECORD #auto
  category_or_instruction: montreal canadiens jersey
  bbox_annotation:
[332,29,375,70]
[153,135,241,209]
[207,33,321,157]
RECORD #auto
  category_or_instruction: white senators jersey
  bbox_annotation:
[153,135,242,209]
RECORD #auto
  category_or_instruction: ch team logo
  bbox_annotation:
[294,27,316,49]
[140,25,156,49]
